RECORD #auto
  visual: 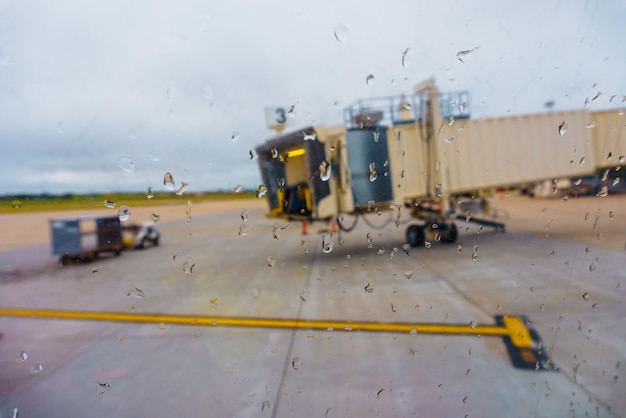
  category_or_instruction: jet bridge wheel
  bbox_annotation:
[406,224,425,247]
[441,222,458,244]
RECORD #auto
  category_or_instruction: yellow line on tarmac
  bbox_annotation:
[0,308,532,347]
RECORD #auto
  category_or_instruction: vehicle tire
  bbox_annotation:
[441,222,458,243]
[406,224,425,247]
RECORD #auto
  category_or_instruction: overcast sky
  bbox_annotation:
[1,0,625,195]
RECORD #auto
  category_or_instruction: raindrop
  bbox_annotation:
[619,155,625,164]
[463,396,469,404]
[612,177,620,187]
[16,351,28,362]
[465,211,471,221]
[456,47,479,62]
[369,163,378,182]
[104,200,116,209]
[586,121,596,129]
[471,245,478,261]
[424,241,432,249]
[409,328,418,336]
[255,184,268,198]
[97,382,111,394]
[377,389,385,399]
[126,283,145,299]
[303,129,317,141]
[322,233,334,253]
[30,364,44,374]
[602,169,609,181]
[241,210,248,222]
[146,187,154,199]
[319,160,332,181]
[186,200,192,223]
[271,148,279,158]
[401,48,410,68]
[176,181,190,196]
[367,232,373,248]
[261,400,270,414]
[584,98,589,108]
[231,132,240,143]
[291,356,303,370]
[366,74,375,86]
[574,178,583,186]
[183,258,195,274]
[404,271,413,279]
[301,240,309,255]
[596,186,608,197]
[373,131,380,142]
[11,408,18,418]
[558,121,567,136]
[163,172,175,190]
[402,243,410,255]
[579,157,586,166]
[238,225,249,236]
[253,287,261,300]
[148,152,161,162]
[394,128,402,142]
[249,150,256,160]
[202,85,214,106]
[119,157,135,173]
[364,280,375,293]
[267,256,275,268]
[459,102,467,113]
[118,205,131,222]
[334,23,349,43]
[151,213,160,223]
[234,184,242,193]
[582,292,589,301]
[444,137,456,143]
[457,244,462,253]
[592,92,602,101]
[589,263,596,272]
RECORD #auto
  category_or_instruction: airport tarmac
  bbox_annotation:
[0,194,624,418]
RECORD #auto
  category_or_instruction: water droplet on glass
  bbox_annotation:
[271,148,279,158]
[126,283,145,299]
[612,177,620,187]
[202,85,214,107]
[471,245,478,261]
[118,205,131,222]
[334,23,349,43]
[586,121,596,129]
[558,121,567,136]
[30,364,44,374]
[579,157,586,166]
[404,270,413,279]
[261,400,270,414]
[322,233,334,253]
[16,351,28,362]
[401,48,410,68]
[267,257,275,268]
[456,47,479,62]
[319,160,331,181]
[148,152,161,162]
[596,186,608,197]
[602,169,609,182]
[402,243,410,255]
[231,132,240,143]
[457,244,462,253]
[582,292,589,301]
[369,163,377,182]
[592,91,602,101]
[303,129,317,141]
[619,155,625,164]
[574,178,583,186]
[255,184,268,198]
[424,241,432,249]
[584,98,589,108]
[104,200,116,209]
[164,172,175,190]
[119,157,135,173]
[292,356,303,370]
[465,211,472,221]
[444,137,456,143]
[364,280,375,293]
[238,224,249,236]
[409,328,418,336]
[186,200,192,223]
[151,213,160,223]
[234,184,242,193]
[146,187,154,199]
[176,181,190,196]
[366,74,375,86]
[240,210,248,222]
[183,258,195,274]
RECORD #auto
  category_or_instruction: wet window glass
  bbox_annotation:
[1,1,625,417]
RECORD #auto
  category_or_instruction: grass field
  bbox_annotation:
[0,192,257,214]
